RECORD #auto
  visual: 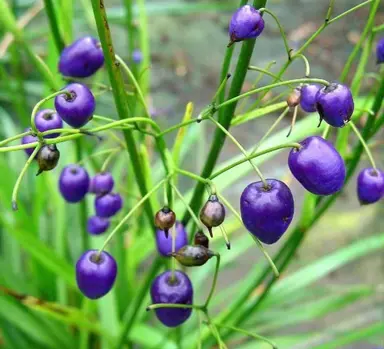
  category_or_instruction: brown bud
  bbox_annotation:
[194,231,209,248]
[199,194,225,238]
[171,245,215,267]
[154,206,176,238]
[286,88,301,108]
[36,144,60,176]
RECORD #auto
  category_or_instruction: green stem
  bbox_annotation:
[212,74,232,104]
[147,303,201,311]
[219,225,231,250]
[157,117,204,137]
[43,0,65,52]
[204,254,221,308]
[176,168,216,194]
[0,130,32,147]
[293,53,311,77]
[248,66,285,82]
[328,0,373,25]
[348,121,376,169]
[11,144,42,211]
[100,149,119,172]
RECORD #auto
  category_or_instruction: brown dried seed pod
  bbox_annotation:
[171,245,215,267]
[199,194,225,238]
[154,206,176,238]
[194,231,209,248]
[286,88,301,108]
[36,144,60,176]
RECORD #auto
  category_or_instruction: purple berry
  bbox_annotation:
[21,128,38,157]
[240,179,294,244]
[315,83,354,127]
[87,216,110,235]
[228,5,265,45]
[34,109,63,138]
[55,83,95,128]
[357,168,384,205]
[288,136,346,195]
[95,193,123,218]
[376,37,384,64]
[300,84,321,113]
[89,172,114,195]
[150,270,193,327]
[76,250,117,299]
[59,164,90,203]
[132,49,143,64]
[58,36,104,78]
[156,221,188,257]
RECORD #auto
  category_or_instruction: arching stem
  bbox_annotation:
[349,121,377,169]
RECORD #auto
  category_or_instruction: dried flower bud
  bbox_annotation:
[171,245,215,267]
[154,206,176,238]
[36,144,60,176]
[287,88,301,108]
[194,231,209,248]
[199,194,225,237]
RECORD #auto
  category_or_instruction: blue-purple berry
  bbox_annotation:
[59,164,90,203]
[315,83,354,128]
[288,136,346,195]
[156,221,188,257]
[76,250,117,299]
[34,109,63,138]
[55,83,95,128]
[59,36,104,78]
[357,168,384,205]
[376,37,384,64]
[240,179,294,244]
[89,172,114,195]
[21,128,38,157]
[300,84,321,113]
[95,193,123,218]
[87,216,110,235]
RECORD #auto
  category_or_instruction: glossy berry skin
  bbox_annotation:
[171,245,214,267]
[21,129,38,156]
[288,136,346,195]
[59,36,104,78]
[200,195,225,237]
[194,231,209,248]
[300,84,321,113]
[357,168,384,205]
[87,216,110,235]
[89,172,114,195]
[76,250,117,299]
[156,221,188,257]
[228,5,265,45]
[240,179,294,244]
[36,144,60,175]
[150,270,193,327]
[55,83,95,128]
[154,207,176,238]
[34,109,63,138]
[95,193,123,218]
[59,165,90,203]
[376,37,384,64]
[315,83,354,127]
[132,49,143,64]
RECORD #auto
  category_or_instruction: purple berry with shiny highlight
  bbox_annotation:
[59,36,104,78]
[228,5,265,46]
[21,129,38,157]
[89,172,114,195]
[288,136,346,195]
[156,221,188,257]
[55,83,95,128]
[240,179,294,244]
[34,109,63,138]
[87,216,110,235]
[300,84,321,113]
[315,83,354,127]
[95,193,123,218]
[76,250,117,299]
[150,270,193,327]
[376,37,384,64]
[59,164,90,203]
[357,168,384,205]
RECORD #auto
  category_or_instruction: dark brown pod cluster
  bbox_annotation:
[36,144,60,176]
[194,231,209,248]
[286,88,301,109]
[171,245,215,267]
[154,206,176,238]
[199,194,225,237]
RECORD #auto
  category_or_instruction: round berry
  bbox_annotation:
[240,179,294,244]
[76,250,117,299]
[58,36,104,78]
[154,207,176,238]
[357,168,384,205]
[171,245,214,267]
[199,194,225,238]
[300,84,321,113]
[59,165,90,203]
[228,5,265,45]
[156,221,188,257]
[376,37,384,64]
[194,231,209,248]
[36,144,60,175]
[316,83,354,127]
[34,109,63,138]
[132,49,143,64]
[87,216,110,235]
[95,193,123,218]
[89,172,114,195]
[21,128,38,157]
[288,136,346,195]
[55,83,95,128]
[150,270,193,327]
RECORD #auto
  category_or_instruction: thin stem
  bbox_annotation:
[213,323,277,349]
[349,121,376,169]
[328,0,373,24]
[0,130,32,147]
[176,168,216,194]
[98,176,170,253]
[77,147,121,165]
[325,0,336,22]
[171,224,176,282]
[100,149,119,172]
[11,144,42,211]
[157,117,204,138]
[212,74,231,104]
[219,225,231,250]
[293,54,311,77]
[147,303,201,311]
[210,142,300,180]
[373,23,384,32]
[43,0,65,52]
[248,66,286,83]
[322,125,331,139]
[259,8,291,59]
[207,115,267,187]
[204,310,226,349]
[287,105,298,137]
